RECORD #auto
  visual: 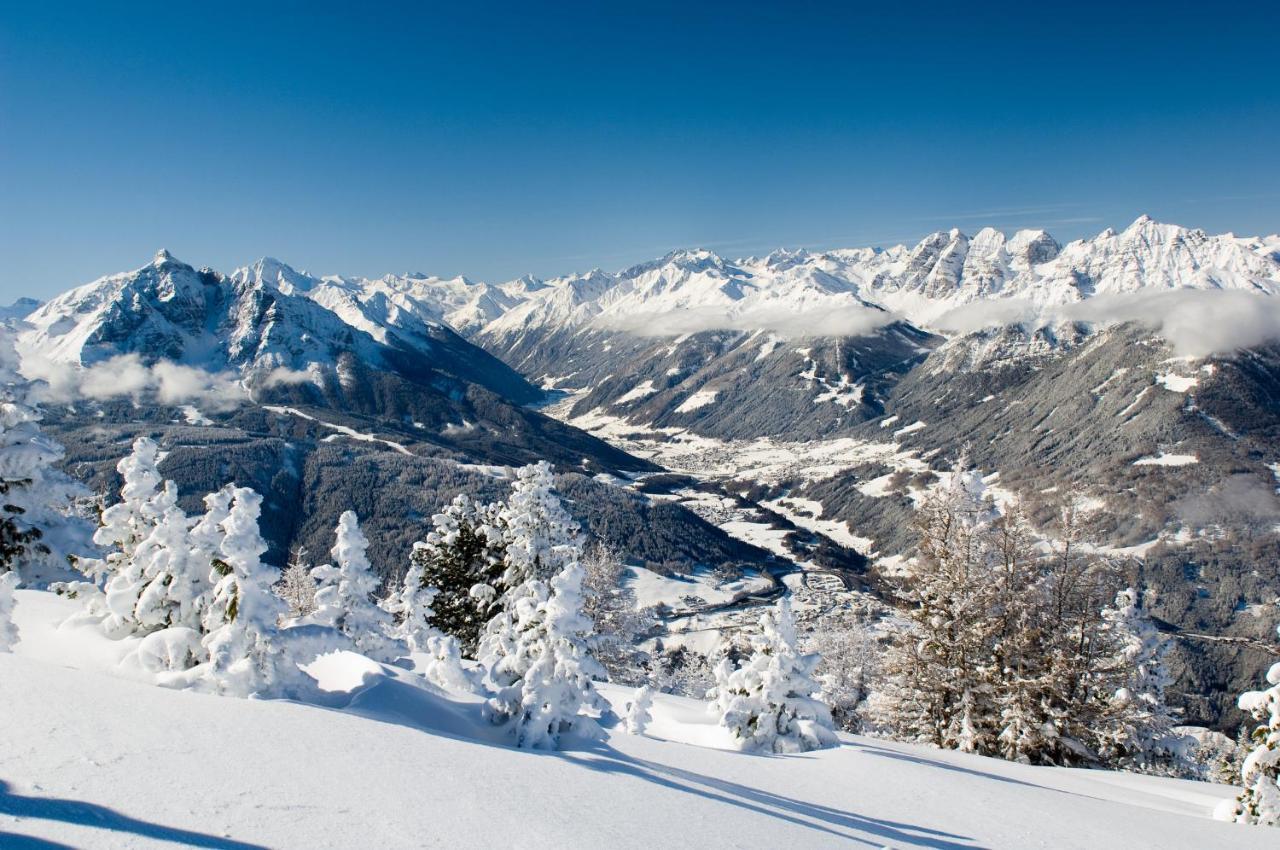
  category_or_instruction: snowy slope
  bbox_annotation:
[0,589,1263,849]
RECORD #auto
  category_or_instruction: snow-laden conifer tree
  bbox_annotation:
[310,511,402,664]
[0,570,20,651]
[99,477,182,638]
[1216,627,1280,827]
[498,461,580,592]
[407,495,505,654]
[625,685,654,735]
[385,542,439,653]
[0,329,89,579]
[90,437,166,582]
[276,546,317,620]
[128,497,208,633]
[1094,587,1185,773]
[384,541,475,692]
[482,560,605,749]
[710,597,837,753]
[200,488,288,697]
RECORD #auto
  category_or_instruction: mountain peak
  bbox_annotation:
[153,248,177,265]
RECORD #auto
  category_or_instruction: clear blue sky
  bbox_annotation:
[3,1,1278,300]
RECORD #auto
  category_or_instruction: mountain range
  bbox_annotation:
[7,215,1280,729]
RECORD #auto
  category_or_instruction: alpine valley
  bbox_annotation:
[10,215,1280,731]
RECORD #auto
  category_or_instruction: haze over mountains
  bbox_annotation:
[6,215,1280,729]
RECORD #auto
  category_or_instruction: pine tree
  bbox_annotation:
[482,560,605,749]
[276,546,317,619]
[407,495,505,654]
[385,543,440,653]
[497,461,580,591]
[1216,627,1280,827]
[311,511,402,664]
[98,453,184,638]
[200,487,288,698]
[0,329,88,579]
[1093,587,1185,774]
[128,497,207,633]
[625,685,655,735]
[711,597,837,753]
[0,570,20,651]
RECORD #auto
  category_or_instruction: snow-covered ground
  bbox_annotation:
[0,590,1262,849]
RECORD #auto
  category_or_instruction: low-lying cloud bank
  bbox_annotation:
[933,290,1280,357]
[20,354,318,410]
[594,302,895,338]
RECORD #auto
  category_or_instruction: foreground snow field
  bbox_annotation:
[0,591,1263,849]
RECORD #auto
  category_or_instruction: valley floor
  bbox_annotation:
[0,591,1262,849]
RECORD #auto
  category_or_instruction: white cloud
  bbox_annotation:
[933,290,1280,357]
[593,302,894,339]
[1055,291,1280,358]
[259,365,317,388]
[22,353,247,411]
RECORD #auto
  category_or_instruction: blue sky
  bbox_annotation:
[3,1,1278,300]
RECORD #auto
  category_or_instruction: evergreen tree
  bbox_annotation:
[1094,587,1186,774]
[0,570,19,651]
[129,496,207,633]
[482,560,605,749]
[407,495,505,654]
[497,461,580,592]
[711,597,837,753]
[625,685,655,735]
[0,329,88,578]
[311,511,403,664]
[1216,627,1280,827]
[200,488,288,697]
[385,543,440,653]
[276,546,317,620]
[94,438,183,638]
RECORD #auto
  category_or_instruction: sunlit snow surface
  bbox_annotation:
[0,589,1262,849]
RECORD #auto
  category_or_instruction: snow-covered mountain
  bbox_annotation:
[467,217,1280,439]
[20,249,539,405]
[480,216,1280,346]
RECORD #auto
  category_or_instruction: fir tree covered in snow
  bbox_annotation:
[1216,627,1280,827]
[386,542,440,653]
[276,546,317,619]
[406,494,505,654]
[1094,587,1185,774]
[310,511,402,664]
[497,461,580,592]
[0,570,19,651]
[625,685,654,735]
[0,329,87,579]
[127,495,207,633]
[711,597,837,753]
[91,438,188,638]
[481,559,605,749]
[200,488,288,698]
[384,540,475,691]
